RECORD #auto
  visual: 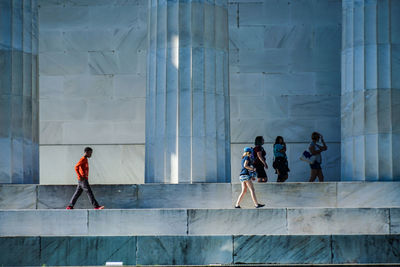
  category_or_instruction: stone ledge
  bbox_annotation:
[0,235,399,266]
[1,182,400,209]
[0,208,398,236]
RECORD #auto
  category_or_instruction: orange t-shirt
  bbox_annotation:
[75,156,89,180]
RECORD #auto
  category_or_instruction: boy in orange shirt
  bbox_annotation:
[66,147,104,210]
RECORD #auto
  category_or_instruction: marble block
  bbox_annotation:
[137,183,232,208]
[0,237,40,266]
[88,209,187,235]
[232,183,337,208]
[39,52,88,75]
[391,208,400,234]
[188,209,286,235]
[337,182,400,207]
[40,236,136,266]
[332,235,400,263]
[287,208,389,235]
[234,235,331,264]
[39,145,145,185]
[0,210,88,236]
[37,185,138,209]
[136,236,233,265]
[0,185,37,209]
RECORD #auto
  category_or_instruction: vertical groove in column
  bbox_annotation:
[341,0,398,181]
[0,0,38,183]
[178,0,192,182]
[146,0,230,183]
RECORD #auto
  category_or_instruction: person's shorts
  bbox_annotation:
[254,164,267,178]
[239,175,252,182]
[310,162,322,170]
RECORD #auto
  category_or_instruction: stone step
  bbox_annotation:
[1,235,399,266]
[1,208,399,236]
[1,182,400,209]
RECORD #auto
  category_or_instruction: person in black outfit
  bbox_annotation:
[253,136,268,182]
[272,136,290,182]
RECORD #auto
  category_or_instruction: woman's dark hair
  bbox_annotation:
[84,147,93,153]
[254,136,264,146]
[311,132,320,141]
[275,136,283,145]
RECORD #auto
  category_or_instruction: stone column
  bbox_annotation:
[341,0,400,181]
[0,0,39,183]
[146,0,230,183]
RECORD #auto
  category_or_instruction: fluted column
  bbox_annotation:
[341,0,400,181]
[0,0,39,183]
[146,0,230,183]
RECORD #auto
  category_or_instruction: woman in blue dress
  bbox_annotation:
[235,147,265,208]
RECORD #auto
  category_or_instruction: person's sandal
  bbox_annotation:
[255,204,265,208]
[235,205,241,209]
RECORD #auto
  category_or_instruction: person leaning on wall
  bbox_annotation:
[253,136,268,183]
[308,132,327,182]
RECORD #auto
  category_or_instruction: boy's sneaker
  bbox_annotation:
[94,206,104,210]
[66,206,73,210]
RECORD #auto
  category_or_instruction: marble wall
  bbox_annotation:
[38,0,342,183]
[0,0,39,183]
[38,0,147,184]
[229,0,342,182]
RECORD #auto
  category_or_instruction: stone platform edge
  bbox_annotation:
[1,208,399,236]
[0,235,399,266]
[1,182,400,209]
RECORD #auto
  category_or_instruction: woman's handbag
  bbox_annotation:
[300,150,316,164]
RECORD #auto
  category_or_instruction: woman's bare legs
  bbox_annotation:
[235,181,248,207]
[317,169,324,182]
[309,169,324,182]
[245,180,259,206]
[309,169,318,182]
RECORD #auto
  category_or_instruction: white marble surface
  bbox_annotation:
[145,0,230,183]
[35,0,347,184]
[0,210,88,236]
[137,183,232,208]
[88,209,187,235]
[231,183,337,208]
[287,208,389,235]
[38,0,148,184]
[188,209,286,235]
[0,206,396,236]
[0,1,39,184]
[341,0,400,181]
[390,208,400,234]
[0,185,37,209]
[39,145,144,184]
[337,182,400,207]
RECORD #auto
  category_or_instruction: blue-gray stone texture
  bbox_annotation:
[1,235,400,266]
